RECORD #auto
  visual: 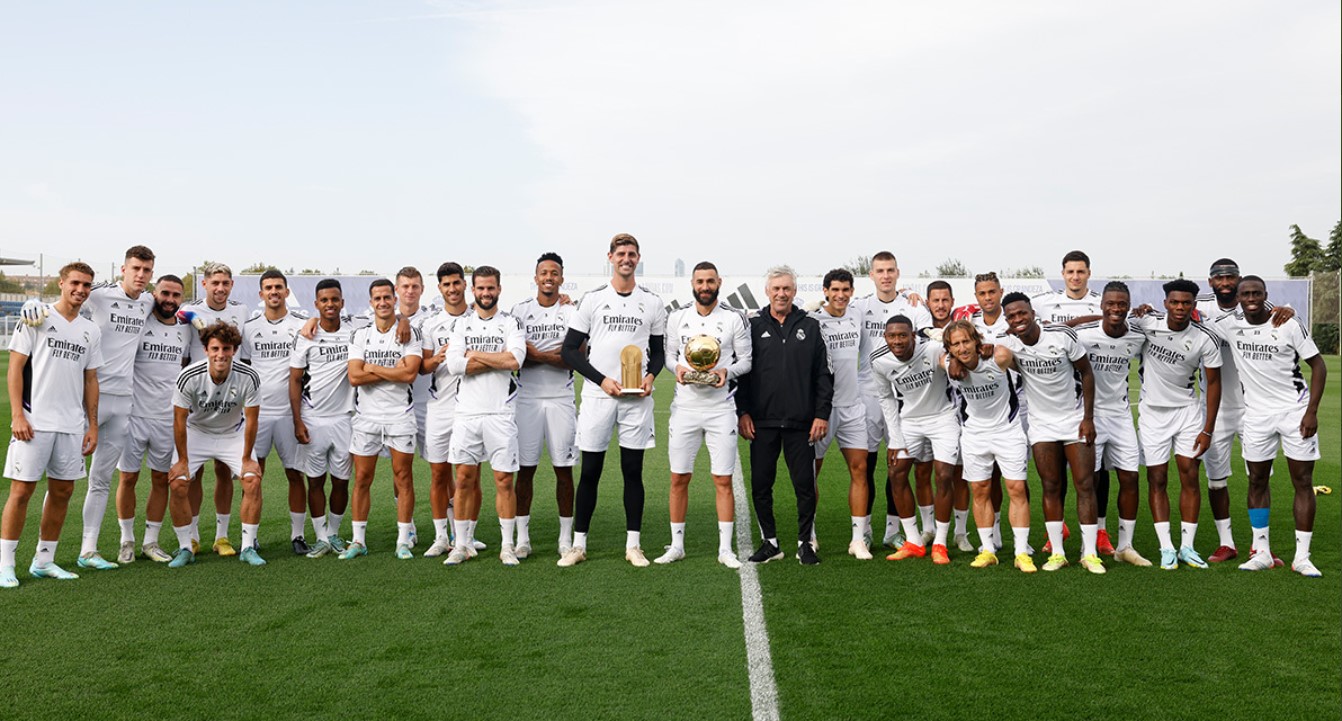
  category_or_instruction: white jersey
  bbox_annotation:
[855,293,933,379]
[1132,313,1222,409]
[1213,312,1319,414]
[970,309,1009,340]
[173,359,260,435]
[349,322,420,422]
[1196,294,1246,410]
[567,283,668,402]
[998,324,1088,420]
[80,282,152,396]
[949,357,1019,432]
[665,303,752,412]
[183,299,249,363]
[869,342,954,421]
[1031,288,1101,325]
[420,308,472,413]
[290,323,357,419]
[242,310,306,417]
[1074,320,1145,415]
[131,314,191,420]
[9,312,103,432]
[811,307,863,407]
[445,311,527,416]
[511,297,576,401]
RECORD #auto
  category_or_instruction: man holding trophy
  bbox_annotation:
[656,262,753,568]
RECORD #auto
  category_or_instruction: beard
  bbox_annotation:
[475,295,497,311]
[154,299,178,319]
[695,287,719,307]
[1213,284,1237,306]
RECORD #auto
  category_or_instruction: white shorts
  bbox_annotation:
[577,395,655,452]
[667,407,739,475]
[117,415,175,474]
[414,402,428,457]
[421,410,455,465]
[1026,408,1085,446]
[901,413,962,465]
[5,431,86,482]
[1094,411,1141,473]
[960,423,1028,482]
[816,403,867,459]
[350,415,416,457]
[255,414,301,470]
[1139,403,1203,464]
[1241,406,1320,463]
[1203,404,1242,481]
[301,414,352,479]
[517,396,578,468]
[448,414,520,473]
[862,392,888,453]
[178,427,253,479]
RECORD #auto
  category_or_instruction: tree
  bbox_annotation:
[357,269,378,276]
[1007,265,1045,278]
[841,255,872,275]
[240,261,279,274]
[934,258,968,277]
[43,278,60,296]
[1284,224,1326,276]
[299,268,324,275]
[0,272,24,294]
[1322,219,1342,273]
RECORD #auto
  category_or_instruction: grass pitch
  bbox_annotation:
[0,354,1336,720]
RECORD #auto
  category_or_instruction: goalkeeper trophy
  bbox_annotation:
[682,335,722,386]
[619,345,645,395]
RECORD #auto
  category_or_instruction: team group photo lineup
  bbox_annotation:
[2,232,1329,588]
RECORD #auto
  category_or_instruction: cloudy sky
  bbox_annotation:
[1,1,1337,281]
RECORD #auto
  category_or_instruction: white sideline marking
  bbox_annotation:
[732,461,780,721]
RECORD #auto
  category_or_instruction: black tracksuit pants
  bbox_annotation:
[749,427,816,546]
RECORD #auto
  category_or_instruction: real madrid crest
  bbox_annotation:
[795,328,806,341]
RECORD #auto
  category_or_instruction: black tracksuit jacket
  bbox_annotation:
[734,304,834,430]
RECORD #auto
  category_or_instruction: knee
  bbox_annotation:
[242,476,262,496]
[47,483,73,502]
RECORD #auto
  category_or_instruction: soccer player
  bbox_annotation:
[558,233,667,568]
[940,320,1035,573]
[242,270,310,554]
[510,253,579,559]
[1214,277,1327,577]
[342,279,423,560]
[167,321,263,567]
[957,272,1013,550]
[1131,279,1222,570]
[419,262,474,557]
[871,316,962,565]
[2,263,103,587]
[924,280,974,553]
[114,274,190,563]
[441,267,527,566]
[997,292,1104,573]
[1074,282,1150,566]
[290,279,363,558]
[810,269,870,559]
[853,251,932,548]
[658,261,752,568]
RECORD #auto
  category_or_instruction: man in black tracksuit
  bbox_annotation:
[736,267,834,565]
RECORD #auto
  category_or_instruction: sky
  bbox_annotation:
[1,1,1338,282]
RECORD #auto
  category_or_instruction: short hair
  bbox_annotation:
[926,280,953,296]
[156,274,184,288]
[823,268,854,288]
[973,271,1000,286]
[1211,257,1237,268]
[472,265,501,284]
[59,261,95,280]
[369,278,394,295]
[199,320,242,350]
[395,266,422,283]
[885,314,914,330]
[125,245,155,263]
[764,265,796,285]
[1162,279,1200,297]
[942,319,982,349]
[315,278,343,295]
[610,233,639,253]
[200,261,232,278]
[1239,274,1266,290]
[1002,291,1031,308]
[537,252,564,269]
[436,262,464,283]
[1102,280,1130,296]
[1061,250,1090,268]
[692,261,718,274]
[871,251,897,264]
[259,269,287,286]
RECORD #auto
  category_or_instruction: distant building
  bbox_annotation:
[674,259,685,277]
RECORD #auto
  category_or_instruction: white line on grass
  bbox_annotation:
[732,461,780,721]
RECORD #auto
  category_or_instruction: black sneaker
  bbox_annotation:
[748,541,784,563]
[798,543,820,566]
[291,536,311,556]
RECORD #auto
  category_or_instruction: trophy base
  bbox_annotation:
[682,371,719,386]
[619,388,645,396]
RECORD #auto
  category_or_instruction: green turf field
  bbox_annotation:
[0,353,1336,720]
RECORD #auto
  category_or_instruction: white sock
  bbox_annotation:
[559,516,574,548]
[35,540,57,566]
[454,519,470,547]
[1080,523,1098,557]
[1,539,18,568]
[862,515,872,537]
[992,512,1003,546]
[174,525,193,552]
[468,519,479,541]
[953,509,968,536]
[574,531,588,550]
[1045,521,1064,556]
[767,537,779,550]
[500,518,516,548]
[918,504,934,533]
[1251,524,1271,555]
[1117,518,1135,552]
[977,528,995,553]
[899,516,920,545]
[1012,527,1030,556]
[1154,521,1173,551]
[1294,530,1312,564]
[433,517,449,542]
[241,523,258,550]
[850,517,864,544]
[885,515,899,537]
[327,512,344,537]
[80,527,98,555]
[396,522,413,547]
[718,521,734,555]
[353,521,367,546]
[290,512,306,539]
[1097,514,1107,532]
[119,518,136,545]
[934,520,950,547]
[516,515,531,546]
[626,530,640,549]
[191,515,200,543]
[1179,521,1197,549]
[145,521,162,546]
[671,522,686,551]
[1214,518,1234,548]
[410,519,418,538]
[312,515,328,541]
[215,513,231,541]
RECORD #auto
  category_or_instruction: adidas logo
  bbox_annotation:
[111,302,120,309]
